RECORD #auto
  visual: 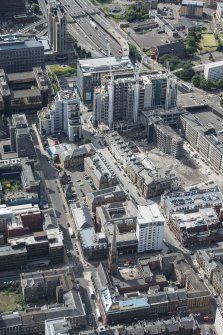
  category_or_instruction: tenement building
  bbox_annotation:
[196,246,223,298]
[0,267,86,334]
[91,253,210,324]
[106,131,178,198]
[161,184,223,247]
[84,153,119,190]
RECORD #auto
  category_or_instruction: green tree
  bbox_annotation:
[32,3,39,13]
[192,74,201,87]
[84,138,91,144]
[129,43,141,61]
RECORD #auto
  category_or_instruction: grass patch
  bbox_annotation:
[199,33,218,53]
[0,287,25,312]
[50,64,77,77]
[202,34,218,47]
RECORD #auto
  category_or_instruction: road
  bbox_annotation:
[37,0,127,57]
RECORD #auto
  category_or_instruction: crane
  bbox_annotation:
[133,55,144,123]
[165,65,183,110]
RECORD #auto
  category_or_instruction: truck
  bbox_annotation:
[95,308,102,321]
[90,20,97,29]
[68,227,74,238]
[88,286,95,299]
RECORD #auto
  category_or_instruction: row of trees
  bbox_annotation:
[159,54,195,81]
[124,5,149,22]
[184,26,204,55]
[192,74,223,91]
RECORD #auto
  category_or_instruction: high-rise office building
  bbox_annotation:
[93,73,177,128]
[136,204,164,253]
[0,35,44,73]
[47,1,67,59]
[0,0,25,15]
[38,91,82,142]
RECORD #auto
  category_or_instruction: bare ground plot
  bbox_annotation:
[146,147,206,186]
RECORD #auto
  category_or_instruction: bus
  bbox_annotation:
[181,82,192,92]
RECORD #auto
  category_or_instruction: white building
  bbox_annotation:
[204,61,223,81]
[38,91,82,142]
[215,306,223,335]
[136,204,164,253]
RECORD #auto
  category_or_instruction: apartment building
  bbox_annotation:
[136,0,158,11]
[180,111,223,173]
[136,204,164,252]
[204,60,223,81]
[0,34,44,73]
[93,73,178,128]
[38,91,82,142]
[180,0,204,18]
[77,56,134,102]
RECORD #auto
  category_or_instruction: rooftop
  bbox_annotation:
[78,56,133,74]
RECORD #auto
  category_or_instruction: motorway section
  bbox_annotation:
[35,0,128,57]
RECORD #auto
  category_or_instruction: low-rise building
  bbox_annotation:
[48,143,95,168]
[136,0,158,11]
[155,14,179,38]
[84,153,119,190]
[0,68,50,114]
[180,0,204,18]
[79,317,201,335]
[71,207,107,260]
[45,318,72,335]
[96,201,137,232]
[86,185,127,212]
[196,246,223,298]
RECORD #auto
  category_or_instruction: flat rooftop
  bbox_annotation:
[78,56,133,73]
[163,184,223,215]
